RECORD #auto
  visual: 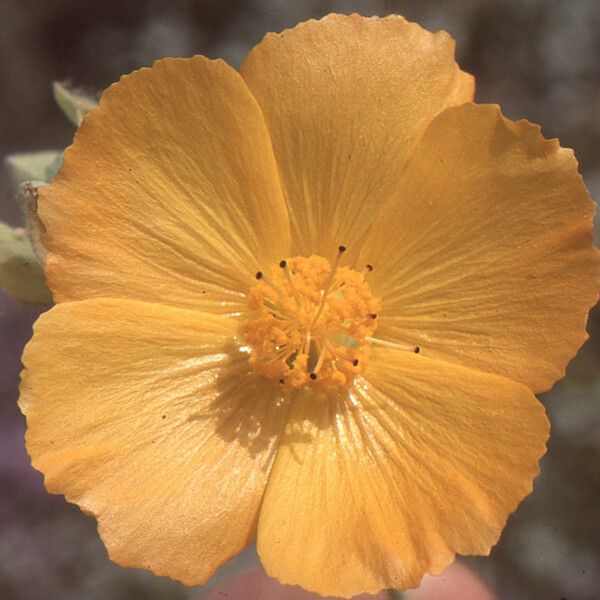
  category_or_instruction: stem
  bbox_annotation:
[386,590,406,600]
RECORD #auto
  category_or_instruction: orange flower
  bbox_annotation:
[19,13,599,598]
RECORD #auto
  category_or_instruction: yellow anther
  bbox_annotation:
[242,255,381,391]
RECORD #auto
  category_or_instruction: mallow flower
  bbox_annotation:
[19,13,599,598]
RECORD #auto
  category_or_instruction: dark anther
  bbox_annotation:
[310,372,318,380]
[366,264,374,272]
[279,259,287,268]
[370,313,378,319]
[255,271,263,280]
[338,245,347,253]
[279,378,285,384]
[352,359,359,366]
[414,346,421,354]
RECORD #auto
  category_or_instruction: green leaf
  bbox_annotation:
[53,81,98,126]
[0,221,51,304]
[5,150,63,188]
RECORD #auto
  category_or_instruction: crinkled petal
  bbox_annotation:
[240,13,474,259]
[257,349,548,597]
[41,57,290,313]
[19,299,289,585]
[361,103,600,392]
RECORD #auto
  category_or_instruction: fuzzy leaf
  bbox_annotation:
[5,151,63,188]
[0,222,51,304]
[53,81,98,126]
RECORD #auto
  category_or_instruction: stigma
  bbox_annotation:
[243,250,381,391]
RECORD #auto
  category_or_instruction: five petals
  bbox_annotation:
[18,12,599,599]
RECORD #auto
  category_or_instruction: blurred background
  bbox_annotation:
[1,1,599,599]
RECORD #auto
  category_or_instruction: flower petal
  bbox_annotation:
[257,349,548,597]
[240,13,474,259]
[361,103,600,392]
[41,57,291,313]
[19,299,289,585]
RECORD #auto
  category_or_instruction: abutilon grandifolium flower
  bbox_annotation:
[19,13,600,598]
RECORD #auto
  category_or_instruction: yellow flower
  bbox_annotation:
[19,13,599,598]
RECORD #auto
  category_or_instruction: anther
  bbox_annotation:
[352,359,359,366]
[279,378,285,384]
[366,264,374,272]
[279,260,287,268]
[338,245,347,253]
[370,313,378,319]
[414,346,420,354]
[309,372,318,380]
[255,271,263,280]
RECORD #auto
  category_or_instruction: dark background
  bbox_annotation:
[1,1,599,599]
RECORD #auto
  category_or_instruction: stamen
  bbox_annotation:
[263,302,289,320]
[325,246,347,292]
[312,245,348,325]
[280,259,301,306]
[303,330,311,355]
[340,314,378,327]
[243,254,381,391]
[261,273,284,296]
[312,344,327,375]
[255,269,286,296]
[366,336,420,353]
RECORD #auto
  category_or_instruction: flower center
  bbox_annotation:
[243,249,381,391]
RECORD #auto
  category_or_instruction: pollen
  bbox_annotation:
[243,253,381,391]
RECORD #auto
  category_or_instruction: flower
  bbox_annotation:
[18,13,599,598]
